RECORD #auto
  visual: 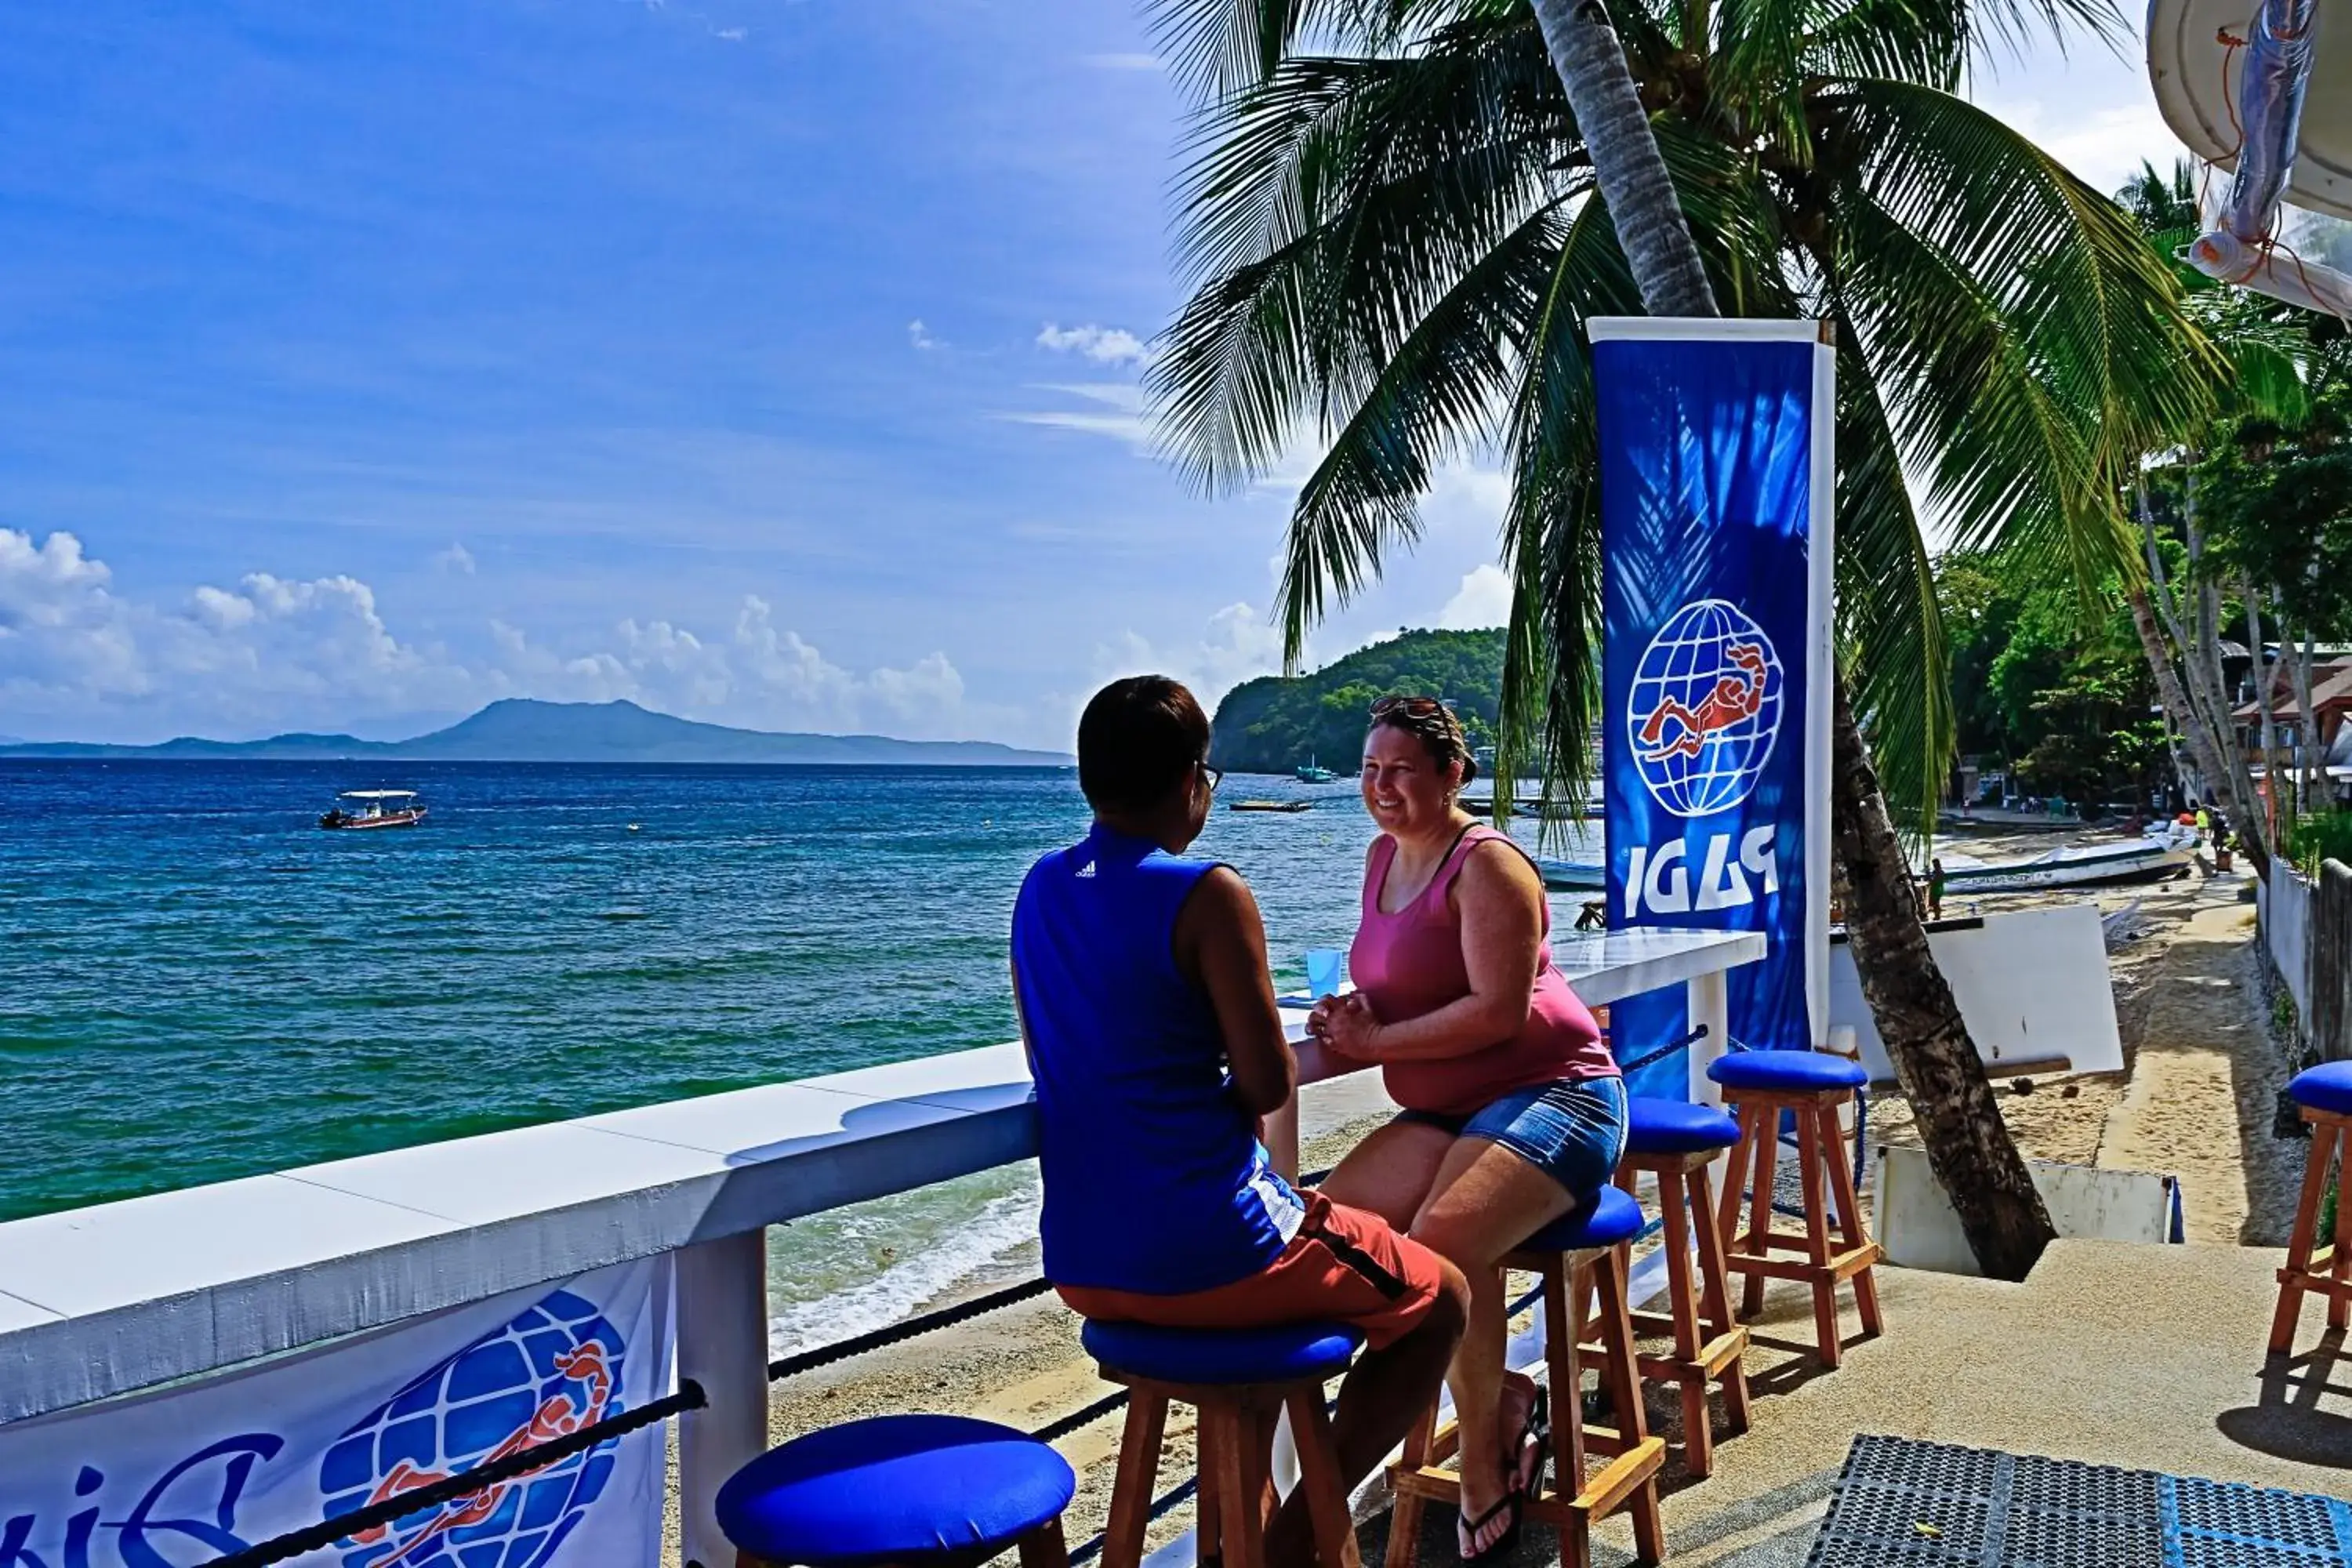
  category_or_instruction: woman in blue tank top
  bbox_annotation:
[1011,676,1468,1568]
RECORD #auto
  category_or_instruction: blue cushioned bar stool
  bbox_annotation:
[1708,1050,1884,1369]
[2270,1062,2352,1356]
[1083,1319,1363,1568]
[1385,1186,1664,1568]
[716,1413,1076,1568]
[1599,1096,1751,1479]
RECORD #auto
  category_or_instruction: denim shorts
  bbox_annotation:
[1396,1075,1629,1201]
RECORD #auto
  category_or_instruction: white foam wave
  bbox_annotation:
[767,1185,1044,1357]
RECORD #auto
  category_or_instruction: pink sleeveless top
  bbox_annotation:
[1349,825,1615,1116]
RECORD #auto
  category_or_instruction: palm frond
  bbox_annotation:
[1822,79,2220,588]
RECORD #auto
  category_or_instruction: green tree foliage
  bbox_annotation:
[1209,628,1504,773]
[2196,381,2352,644]
[1146,0,2219,826]
[1941,550,2165,808]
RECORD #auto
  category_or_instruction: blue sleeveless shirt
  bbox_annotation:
[1011,823,1304,1295]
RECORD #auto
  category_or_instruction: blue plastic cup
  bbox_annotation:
[1305,949,1346,1000]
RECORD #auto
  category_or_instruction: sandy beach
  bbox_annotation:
[666,832,2307,1564]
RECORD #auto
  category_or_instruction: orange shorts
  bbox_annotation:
[1055,1192,1446,1351]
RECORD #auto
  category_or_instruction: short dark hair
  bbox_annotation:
[1078,675,1210,812]
[1369,695,1479,784]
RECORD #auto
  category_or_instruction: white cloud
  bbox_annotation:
[1002,382,1155,452]
[1094,601,1287,710]
[1438,564,1512,630]
[432,542,477,575]
[0,528,998,745]
[1036,322,1148,365]
[907,318,942,351]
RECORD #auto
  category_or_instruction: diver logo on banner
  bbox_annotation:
[1628,599,1784,817]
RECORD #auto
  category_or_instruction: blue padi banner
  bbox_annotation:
[1590,320,1834,1102]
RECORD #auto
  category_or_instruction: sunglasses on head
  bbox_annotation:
[1370,695,1445,718]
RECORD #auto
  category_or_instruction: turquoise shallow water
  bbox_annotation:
[0,760,1588,1345]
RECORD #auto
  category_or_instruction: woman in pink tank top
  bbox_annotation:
[1307,696,1624,1563]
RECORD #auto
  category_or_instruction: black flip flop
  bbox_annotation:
[1456,1483,1525,1566]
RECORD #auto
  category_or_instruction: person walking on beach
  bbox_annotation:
[1011,676,1468,1568]
[1308,696,1624,1563]
[1928,857,1947,922]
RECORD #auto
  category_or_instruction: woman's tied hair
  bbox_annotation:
[1368,694,1479,785]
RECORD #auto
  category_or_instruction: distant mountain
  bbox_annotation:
[0,699,1072,767]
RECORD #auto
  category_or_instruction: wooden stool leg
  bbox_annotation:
[1657,1166,1711,1478]
[1545,1254,1587,1499]
[1287,1389,1361,1568]
[2272,1121,2337,1354]
[1821,1101,1882,1338]
[1207,1406,1268,1568]
[1595,1248,1665,1566]
[1741,1104,1780,1319]
[2331,1135,2352,1334]
[1197,1403,1225,1567]
[1796,1099,1839,1368]
[1102,1392,1170,1568]
[1018,1515,1072,1568]
[1715,1116,1751,1258]
[1687,1157,1751,1433]
[1382,1401,1436,1568]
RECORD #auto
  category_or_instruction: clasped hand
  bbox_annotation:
[1305,992,1382,1058]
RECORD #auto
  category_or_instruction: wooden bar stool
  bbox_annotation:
[1708,1050,1884,1369]
[716,1414,1076,1568]
[1598,1096,1751,1479]
[1084,1319,1363,1568]
[1387,1186,1664,1568]
[2270,1062,2352,1357]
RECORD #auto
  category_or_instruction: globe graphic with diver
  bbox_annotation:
[1624,598,1785,818]
[319,1289,629,1568]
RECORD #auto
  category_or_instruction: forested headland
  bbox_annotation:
[1208,629,1503,775]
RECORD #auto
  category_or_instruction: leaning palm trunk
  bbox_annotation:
[1831,684,2054,1276]
[2129,586,2223,802]
[1528,0,2054,1277]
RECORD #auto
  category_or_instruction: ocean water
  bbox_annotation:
[0,760,1592,1349]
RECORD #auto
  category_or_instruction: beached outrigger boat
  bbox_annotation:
[318,789,427,830]
[1937,834,2194,895]
[1537,856,1606,892]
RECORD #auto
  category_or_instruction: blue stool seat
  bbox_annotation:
[1518,1184,1644,1253]
[2289,1062,2352,1117]
[1626,1096,1741,1155]
[1708,1049,1867,1094]
[1081,1319,1363,1385]
[717,1414,1075,1566]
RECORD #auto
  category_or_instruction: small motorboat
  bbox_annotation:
[1228,799,1313,813]
[1537,857,1606,892]
[319,789,428,830]
[1294,757,1339,784]
[1935,831,2194,895]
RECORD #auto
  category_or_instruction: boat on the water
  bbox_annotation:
[1937,833,2194,895]
[1294,757,1339,784]
[1229,799,1313,813]
[318,789,427,830]
[1537,857,1606,892]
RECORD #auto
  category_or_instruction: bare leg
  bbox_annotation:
[1316,1117,1457,1230]
[1411,1139,1577,1552]
[1264,1261,1471,1568]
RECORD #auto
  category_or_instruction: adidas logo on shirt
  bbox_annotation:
[1076,861,1096,878]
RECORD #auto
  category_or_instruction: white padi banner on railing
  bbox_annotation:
[0,1258,673,1568]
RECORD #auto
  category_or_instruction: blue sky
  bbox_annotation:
[0,2,2183,747]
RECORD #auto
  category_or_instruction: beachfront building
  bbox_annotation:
[2234,653,2352,808]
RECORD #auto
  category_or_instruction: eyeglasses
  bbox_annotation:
[1370,695,1444,718]
[1200,762,1225,793]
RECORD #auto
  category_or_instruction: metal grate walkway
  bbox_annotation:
[1806,1433,2352,1566]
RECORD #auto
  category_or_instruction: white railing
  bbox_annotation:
[0,927,1762,1567]
[2261,862,2315,1022]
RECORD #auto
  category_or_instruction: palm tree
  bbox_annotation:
[1147,0,2221,1276]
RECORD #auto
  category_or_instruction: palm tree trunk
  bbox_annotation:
[2129,585,2220,804]
[1526,0,1716,318]
[1831,679,2056,1278]
[1524,0,2051,1277]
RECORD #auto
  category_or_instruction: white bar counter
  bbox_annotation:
[0,926,1762,1566]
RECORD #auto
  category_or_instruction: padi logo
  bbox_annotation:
[319,1289,627,1568]
[1624,824,1780,920]
[1626,599,1784,818]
